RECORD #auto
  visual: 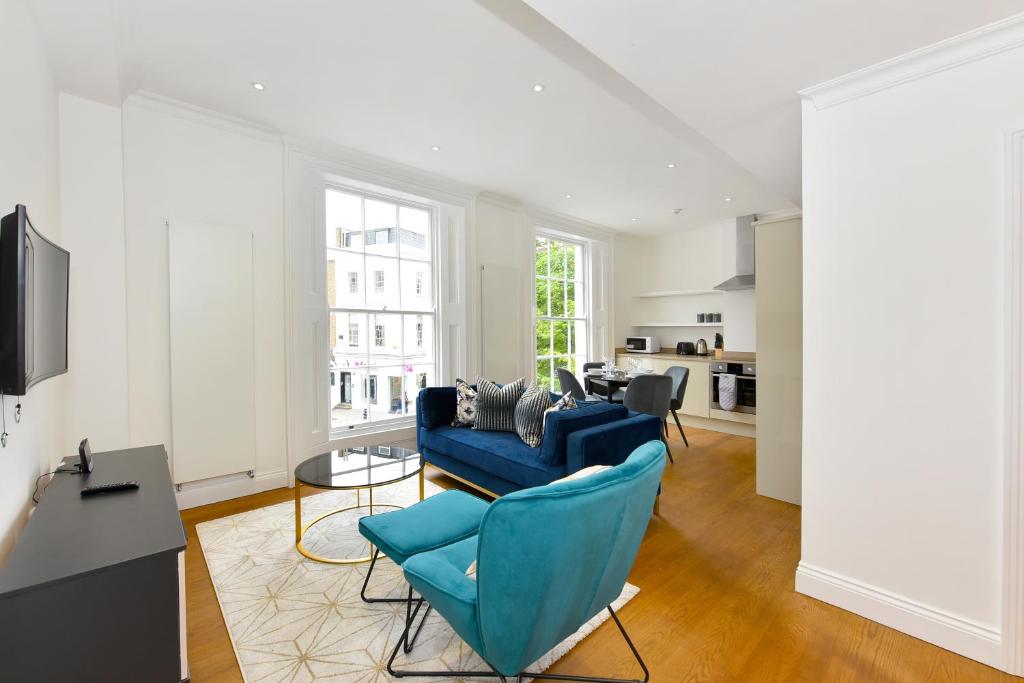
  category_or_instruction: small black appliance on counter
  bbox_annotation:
[676,341,696,355]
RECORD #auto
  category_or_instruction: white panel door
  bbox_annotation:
[168,221,256,484]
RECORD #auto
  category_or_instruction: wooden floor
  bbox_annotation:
[180,428,1016,682]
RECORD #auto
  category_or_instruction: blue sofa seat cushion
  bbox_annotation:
[421,426,563,489]
[358,490,488,566]
[538,401,627,467]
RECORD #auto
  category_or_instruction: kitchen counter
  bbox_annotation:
[615,348,756,363]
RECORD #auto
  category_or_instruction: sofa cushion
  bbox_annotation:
[474,377,524,432]
[421,426,560,489]
[514,385,552,447]
[538,401,628,467]
[451,378,478,428]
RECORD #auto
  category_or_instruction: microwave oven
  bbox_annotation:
[624,336,660,353]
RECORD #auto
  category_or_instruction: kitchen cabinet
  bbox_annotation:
[615,355,710,418]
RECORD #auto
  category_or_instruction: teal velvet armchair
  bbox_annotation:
[387,440,667,682]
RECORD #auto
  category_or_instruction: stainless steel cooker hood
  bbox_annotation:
[714,214,756,291]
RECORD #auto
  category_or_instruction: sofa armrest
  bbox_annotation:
[416,387,458,431]
[565,414,662,472]
[539,402,627,466]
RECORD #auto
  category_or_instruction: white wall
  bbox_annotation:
[613,220,756,352]
[122,97,288,499]
[0,0,63,563]
[798,24,1024,670]
[58,93,130,455]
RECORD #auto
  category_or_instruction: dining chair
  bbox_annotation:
[385,440,667,682]
[582,361,603,396]
[664,366,690,447]
[622,374,674,463]
[557,368,602,402]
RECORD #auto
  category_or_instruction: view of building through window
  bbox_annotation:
[535,236,588,391]
[326,187,435,430]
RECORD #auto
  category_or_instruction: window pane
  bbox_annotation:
[326,189,362,251]
[365,199,398,257]
[552,321,569,356]
[536,359,552,392]
[550,280,565,317]
[404,314,433,363]
[535,238,548,276]
[365,256,399,310]
[330,311,368,357]
[535,320,552,358]
[367,366,406,417]
[566,281,575,317]
[550,242,566,278]
[566,243,581,280]
[332,365,370,430]
[403,363,436,416]
[553,356,569,384]
[327,250,365,310]
[369,313,402,365]
[400,260,432,311]
[399,206,430,261]
[570,280,585,318]
[535,278,549,318]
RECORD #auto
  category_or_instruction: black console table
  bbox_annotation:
[0,445,188,682]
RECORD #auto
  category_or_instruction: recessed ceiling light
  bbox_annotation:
[631,217,639,222]
[564,193,573,199]
[672,208,683,215]
[533,84,545,93]
[251,82,265,91]
[724,196,733,202]
[666,162,677,168]
[431,145,440,151]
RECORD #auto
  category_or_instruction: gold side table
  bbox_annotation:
[294,444,424,564]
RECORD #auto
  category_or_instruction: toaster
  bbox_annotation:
[676,341,696,355]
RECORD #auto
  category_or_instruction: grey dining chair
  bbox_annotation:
[664,366,690,447]
[582,361,603,396]
[623,373,675,463]
[557,368,595,402]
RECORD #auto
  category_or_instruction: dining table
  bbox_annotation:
[587,373,632,403]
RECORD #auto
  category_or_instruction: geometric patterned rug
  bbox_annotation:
[196,476,638,682]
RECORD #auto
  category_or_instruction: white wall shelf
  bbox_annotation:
[632,322,724,328]
[633,289,723,298]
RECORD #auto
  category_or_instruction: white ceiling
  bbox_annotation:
[522,0,1024,206]
[26,0,1024,234]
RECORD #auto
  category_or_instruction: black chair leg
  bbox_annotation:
[361,548,411,604]
[660,422,675,464]
[671,410,689,448]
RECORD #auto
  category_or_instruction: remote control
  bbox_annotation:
[80,481,140,497]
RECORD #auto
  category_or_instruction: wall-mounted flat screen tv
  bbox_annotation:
[0,205,69,395]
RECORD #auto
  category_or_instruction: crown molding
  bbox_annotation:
[799,13,1024,110]
[527,204,616,241]
[124,91,282,143]
[283,136,480,206]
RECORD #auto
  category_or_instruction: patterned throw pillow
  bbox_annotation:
[543,392,578,429]
[473,377,525,432]
[451,378,478,427]
[514,385,553,447]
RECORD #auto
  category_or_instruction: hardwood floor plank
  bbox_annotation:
[180,430,1015,682]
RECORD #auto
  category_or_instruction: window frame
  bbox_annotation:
[533,233,590,392]
[325,182,438,437]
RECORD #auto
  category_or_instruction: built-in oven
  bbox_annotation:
[710,361,756,416]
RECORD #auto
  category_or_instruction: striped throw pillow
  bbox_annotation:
[514,385,553,447]
[473,377,524,432]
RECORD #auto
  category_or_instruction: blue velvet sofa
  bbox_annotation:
[415,386,662,496]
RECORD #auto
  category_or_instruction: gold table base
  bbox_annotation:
[294,468,425,564]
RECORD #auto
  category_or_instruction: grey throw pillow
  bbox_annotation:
[514,385,553,447]
[473,377,525,432]
[451,378,477,427]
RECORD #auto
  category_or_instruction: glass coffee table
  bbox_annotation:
[294,444,424,564]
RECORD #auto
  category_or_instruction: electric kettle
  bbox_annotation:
[695,338,709,356]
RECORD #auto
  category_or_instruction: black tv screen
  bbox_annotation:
[0,205,69,395]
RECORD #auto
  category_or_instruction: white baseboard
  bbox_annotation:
[175,469,289,510]
[795,562,1003,670]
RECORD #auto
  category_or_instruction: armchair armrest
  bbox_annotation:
[416,387,458,431]
[565,414,662,472]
